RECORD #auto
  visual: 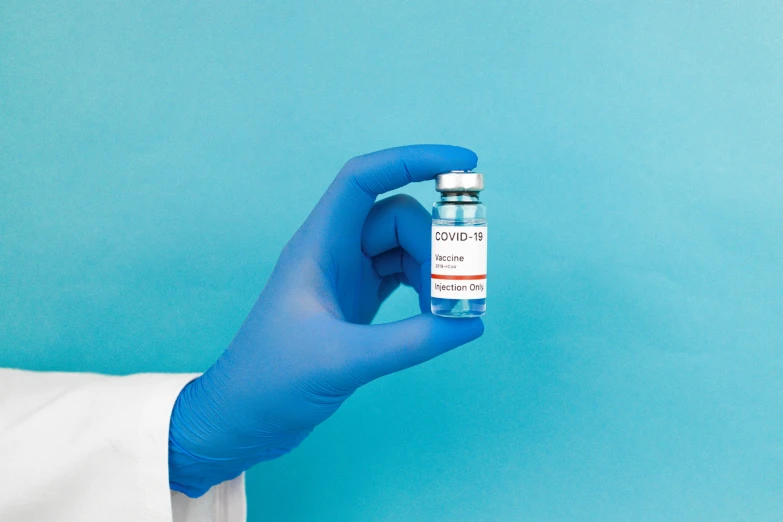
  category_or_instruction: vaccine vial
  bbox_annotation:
[431,171,487,318]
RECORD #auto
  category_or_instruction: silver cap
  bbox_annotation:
[435,171,484,192]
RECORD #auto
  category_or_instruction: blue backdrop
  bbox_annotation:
[2,1,782,520]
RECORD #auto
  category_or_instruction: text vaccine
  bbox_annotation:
[431,171,487,318]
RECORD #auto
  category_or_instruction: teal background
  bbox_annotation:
[2,1,782,520]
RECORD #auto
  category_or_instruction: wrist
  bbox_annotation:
[168,376,241,497]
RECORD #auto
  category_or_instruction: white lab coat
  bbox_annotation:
[0,369,246,522]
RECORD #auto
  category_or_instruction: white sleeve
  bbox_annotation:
[0,369,247,522]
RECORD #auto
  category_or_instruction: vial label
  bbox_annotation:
[431,225,487,299]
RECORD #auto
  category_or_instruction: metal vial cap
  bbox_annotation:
[435,171,484,192]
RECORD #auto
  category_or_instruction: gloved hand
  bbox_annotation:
[168,145,485,497]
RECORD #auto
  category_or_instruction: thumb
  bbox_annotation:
[350,314,484,383]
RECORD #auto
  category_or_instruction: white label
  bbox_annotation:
[431,225,487,299]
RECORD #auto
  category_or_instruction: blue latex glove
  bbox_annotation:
[169,145,484,497]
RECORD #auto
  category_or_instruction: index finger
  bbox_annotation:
[340,144,478,198]
[307,145,478,237]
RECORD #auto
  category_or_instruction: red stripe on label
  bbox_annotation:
[431,274,487,280]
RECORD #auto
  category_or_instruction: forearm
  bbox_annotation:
[0,368,246,522]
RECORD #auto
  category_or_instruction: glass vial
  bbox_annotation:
[431,171,487,318]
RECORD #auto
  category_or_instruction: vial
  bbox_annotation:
[431,171,487,318]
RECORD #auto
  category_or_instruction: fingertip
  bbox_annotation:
[466,316,485,339]
[445,145,479,170]
[429,315,484,346]
[411,144,478,173]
